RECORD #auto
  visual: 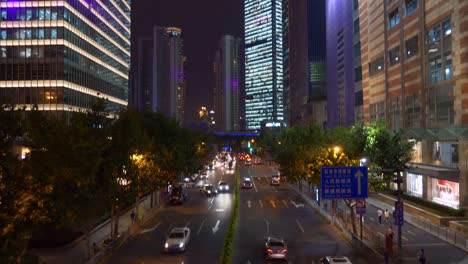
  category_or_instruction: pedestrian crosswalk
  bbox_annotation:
[243,199,307,209]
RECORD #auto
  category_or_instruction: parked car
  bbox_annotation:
[164,227,191,253]
[271,175,280,186]
[264,236,288,260]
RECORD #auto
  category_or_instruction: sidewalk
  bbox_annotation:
[292,182,468,263]
[31,191,164,264]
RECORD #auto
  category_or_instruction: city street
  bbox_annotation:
[107,164,235,264]
[233,164,376,263]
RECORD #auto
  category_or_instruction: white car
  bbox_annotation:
[164,227,191,253]
[218,181,229,192]
[320,256,352,264]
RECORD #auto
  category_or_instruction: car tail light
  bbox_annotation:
[267,248,273,253]
[281,249,287,253]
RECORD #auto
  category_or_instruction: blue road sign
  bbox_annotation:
[356,199,366,215]
[321,166,368,199]
[395,201,404,226]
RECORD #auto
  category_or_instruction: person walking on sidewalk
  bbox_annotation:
[384,209,389,223]
[417,248,426,264]
[384,226,394,264]
[377,209,383,224]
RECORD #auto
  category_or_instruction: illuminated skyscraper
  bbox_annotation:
[244,0,284,131]
[0,0,131,113]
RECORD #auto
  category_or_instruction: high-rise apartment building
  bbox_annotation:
[358,0,468,209]
[0,0,131,112]
[244,0,284,131]
[132,26,185,125]
[212,35,242,132]
[326,0,356,127]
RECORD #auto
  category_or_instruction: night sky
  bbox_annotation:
[132,0,244,126]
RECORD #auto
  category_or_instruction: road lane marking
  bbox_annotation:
[296,219,304,234]
[197,218,206,235]
[369,217,375,222]
[252,178,258,192]
[215,208,225,212]
[247,200,251,208]
[259,200,264,208]
[272,186,278,192]
[212,220,220,234]
[377,232,384,238]
[402,235,409,241]
[141,222,160,234]
[283,200,288,207]
[270,200,276,208]
[407,230,416,236]
[208,197,215,210]
[403,243,447,247]
[185,220,191,227]
[265,219,270,234]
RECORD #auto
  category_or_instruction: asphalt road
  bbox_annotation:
[233,164,376,264]
[107,164,235,264]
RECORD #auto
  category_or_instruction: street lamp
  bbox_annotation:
[333,146,342,154]
[360,158,367,166]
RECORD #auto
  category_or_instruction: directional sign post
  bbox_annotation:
[321,166,368,199]
[395,201,404,226]
[356,199,366,242]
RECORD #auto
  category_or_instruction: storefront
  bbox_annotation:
[430,178,459,209]
[406,173,423,198]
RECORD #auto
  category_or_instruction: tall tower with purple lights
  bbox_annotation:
[212,35,241,132]
[0,0,131,113]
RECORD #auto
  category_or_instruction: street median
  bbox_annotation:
[219,165,240,264]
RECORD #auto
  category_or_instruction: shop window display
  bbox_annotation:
[433,141,458,165]
[406,173,423,197]
[431,179,459,209]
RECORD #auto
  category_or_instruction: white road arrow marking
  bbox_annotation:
[270,200,276,208]
[283,200,288,207]
[265,219,270,234]
[247,200,251,208]
[290,200,304,208]
[259,200,264,208]
[212,220,220,234]
[246,260,252,264]
[141,222,160,234]
[355,170,363,195]
[296,219,304,234]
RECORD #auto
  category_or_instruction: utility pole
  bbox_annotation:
[395,171,402,249]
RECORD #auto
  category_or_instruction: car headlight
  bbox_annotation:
[165,242,169,248]
[179,242,184,248]
[207,190,211,193]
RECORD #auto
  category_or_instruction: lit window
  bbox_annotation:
[0,30,6,40]
[443,19,451,36]
[26,9,32,21]
[45,8,51,20]
[389,46,400,66]
[405,0,417,16]
[51,29,57,39]
[427,25,441,43]
[51,10,58,20]
[37,29,45,39]
[1,47,6,58]
[369,57,384,76]
[405,35,418,58]
[445,55,452,80]
[38,8,45,20]
[0,10,6,21]
[389,9,400,28]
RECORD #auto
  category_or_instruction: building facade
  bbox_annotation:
[212,35,242,132]
[282,0,309,126]
[326,0,356,127]
[244,0,284,131]
[358,0,468,209]
[307,0,327,127]
[0,0,131,112]
[132,26,185,125]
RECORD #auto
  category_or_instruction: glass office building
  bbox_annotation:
[0,0,131,113]
[244,0,284,130]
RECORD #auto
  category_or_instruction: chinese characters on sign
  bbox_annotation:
[321,166,368,199]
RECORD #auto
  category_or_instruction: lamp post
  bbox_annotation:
[331,146,342,225]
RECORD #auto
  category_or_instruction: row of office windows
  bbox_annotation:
[368,35,419,76]
[388,0,418,29]
[0,86,125,111]
[0,46,127,99]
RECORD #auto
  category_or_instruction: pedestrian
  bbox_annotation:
[93,242,99,254]
[384,209,389,223]
[130,210,136,223]
[377,209,383,224]
[384,226,394,264]
[417,248,426,264]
